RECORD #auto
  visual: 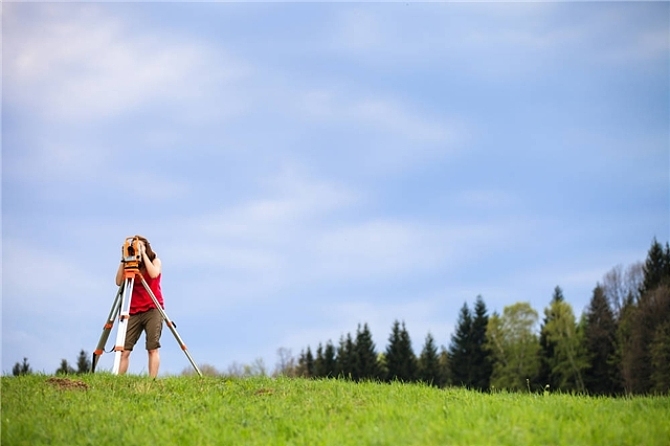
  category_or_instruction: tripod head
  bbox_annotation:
[121,236,142,269]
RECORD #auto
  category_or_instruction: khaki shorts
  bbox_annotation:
[124,309,163,351]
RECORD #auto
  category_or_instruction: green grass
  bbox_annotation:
[2,374,669,445]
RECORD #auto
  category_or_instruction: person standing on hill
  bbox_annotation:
[115,235,164,378]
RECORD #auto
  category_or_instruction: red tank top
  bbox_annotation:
[129,273,164,315]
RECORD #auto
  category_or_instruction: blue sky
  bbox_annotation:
[3,1,668,376]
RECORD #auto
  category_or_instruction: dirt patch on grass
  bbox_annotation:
[46,377,89,391]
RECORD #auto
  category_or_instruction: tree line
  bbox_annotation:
[10,238,669,395]
[286,238,670,395]
[11,349,91,376]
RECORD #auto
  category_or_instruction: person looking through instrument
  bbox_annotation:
[115,235,164,378]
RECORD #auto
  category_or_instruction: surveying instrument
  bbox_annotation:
[91,236,202,376]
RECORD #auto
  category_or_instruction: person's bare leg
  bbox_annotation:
[119,351,131,374]
[148,349,160,378]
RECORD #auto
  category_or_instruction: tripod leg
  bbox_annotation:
[112,276,135,374]
[91,285,123,373]
[139,276,203,377]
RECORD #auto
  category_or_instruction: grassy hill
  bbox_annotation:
[2,374,668,445]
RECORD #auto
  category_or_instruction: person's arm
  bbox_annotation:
[140,242,162,278]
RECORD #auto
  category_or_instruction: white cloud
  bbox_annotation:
[5,5,248,122]
[2,239,108,316]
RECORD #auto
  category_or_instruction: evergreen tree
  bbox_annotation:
[448,303,473,387]
[323,341,337,378]
[305,347,315,377]
[336,333,355,379]
[418,333,446,387]
[630,284,670,394]
[314,343,326,378]
[353,324,381,381]
[583,285,619,395]
[56,359,76,375]
[76,350,91,374]
[12,358,33,376]
[297,347,315,378]
[640,239,670,295]
[650,317,670,394]
[537,286,564,390]
[614,297,637,394]
[438,346,451,386]
[621,240,670,394]
[385,320,417,382]
[471,296,492,391]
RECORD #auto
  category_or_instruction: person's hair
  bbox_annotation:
[134,235,157,262]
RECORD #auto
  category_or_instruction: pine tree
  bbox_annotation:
[448,303,473,387]
[353,324,381,381]
[650,318,670,394]
[471,296,492,391]
[336,333,355,379]
[418,333,446,387]
[537,286,564,390]
[385,320,417,383]
[621,240,670,394]
[323,341,337,378]
[297,347,315,378]
[314,343,326,378]
[76,350,91,374]
[640,239,670,295]
[12,358,33,376]
[438,346,451,386]
[583,285,619,395]
[56,359,76,375]
[615,297,637,394]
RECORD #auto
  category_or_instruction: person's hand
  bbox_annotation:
[138,241,146,257]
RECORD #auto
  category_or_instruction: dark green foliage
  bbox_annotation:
[314,344,326,378]
[625,285,670,394]
[448,303,473,387]
[418,333,446,387]
[289,238,670,395]
[76,350,91,374]
[12,358,32,376]
[313,342,338,378]
[537,286,564,390]
[583,285,620,395]
[384,320,417,383]
[323,341,337,378]
[297,347,315,378]
[438,347,451,386]
[640,239,670,295]
[353,324,382,381]
[336,334,355,379]
[471,296,492,391]
[650,318,670,393]
[619,239,670,394]
[56,359,76,375]
[448,297,491,390]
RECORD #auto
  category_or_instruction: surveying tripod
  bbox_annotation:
[91,237,202,377]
